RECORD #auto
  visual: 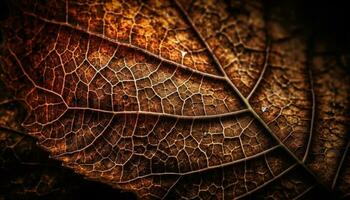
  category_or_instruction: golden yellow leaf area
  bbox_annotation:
[0,0,350,199]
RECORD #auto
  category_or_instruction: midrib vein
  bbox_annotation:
[173,0,330,192]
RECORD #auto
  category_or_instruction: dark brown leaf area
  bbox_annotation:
[0,82,137,199]
[0,0,350,199]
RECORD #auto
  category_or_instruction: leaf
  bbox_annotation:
[0,81,137,199]
[0,0,349,199]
